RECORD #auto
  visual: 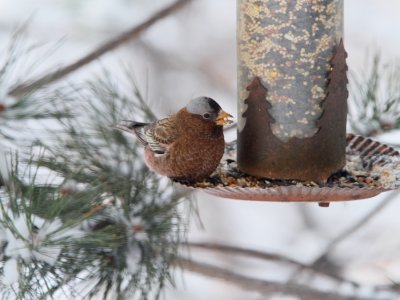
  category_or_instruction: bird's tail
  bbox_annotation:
[114,120,149,146]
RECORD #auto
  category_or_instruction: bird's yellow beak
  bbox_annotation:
[216,111,234,126]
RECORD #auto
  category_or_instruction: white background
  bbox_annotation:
[1,1,400,299]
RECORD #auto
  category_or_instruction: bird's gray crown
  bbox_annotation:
[186,97,221,117]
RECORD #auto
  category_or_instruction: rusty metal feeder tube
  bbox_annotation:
[237,0,347,181]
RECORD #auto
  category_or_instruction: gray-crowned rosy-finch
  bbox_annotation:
[116,97,233,181]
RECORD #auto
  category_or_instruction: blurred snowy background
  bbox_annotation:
[1,0,400,299]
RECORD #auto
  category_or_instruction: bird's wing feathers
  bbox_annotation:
[132,123,149,146]
[146,117,178,154]
[117,116,178,155]
[115,121,149,145]
[152,117,178,144]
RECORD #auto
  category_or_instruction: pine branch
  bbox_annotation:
[0,33,73,146]
[0,72,188,299]
[8,0,191,97]
[348,54,400,137]
[177,258,376,300]
[188,241,360,286]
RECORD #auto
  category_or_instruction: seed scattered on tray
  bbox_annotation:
[177,138,400,191]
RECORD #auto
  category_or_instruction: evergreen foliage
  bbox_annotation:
[0,40,186,299]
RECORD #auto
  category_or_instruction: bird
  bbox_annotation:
[116,97,233,181]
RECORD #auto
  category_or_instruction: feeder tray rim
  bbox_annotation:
[178,134,400,204]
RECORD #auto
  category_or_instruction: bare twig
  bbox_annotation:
[297,203,319,230]
[136,40,236,94]
[176,258,375,300]
[189,241,305,265]
[8,0,191,97]
[188,242,360,286]
[312,192,398,268]
[287,192,398,284]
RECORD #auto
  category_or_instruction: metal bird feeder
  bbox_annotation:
[194,135,399,200]
[184,135,400,206]
[237,0,346,181]
[180,0,400,205]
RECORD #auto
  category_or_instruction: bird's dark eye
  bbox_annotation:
[203,113,211,119]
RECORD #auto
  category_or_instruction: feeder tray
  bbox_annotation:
[177,134,400,206]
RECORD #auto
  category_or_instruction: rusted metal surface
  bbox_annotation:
[237,0,344,141]
[200,185,384,202]
[346,133,400,163]
[181,134,399,203]
[237,41,348,181]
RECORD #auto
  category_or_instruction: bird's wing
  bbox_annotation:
[146,116,178,154]
[115,121,149,146]
[116,117,178,155]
